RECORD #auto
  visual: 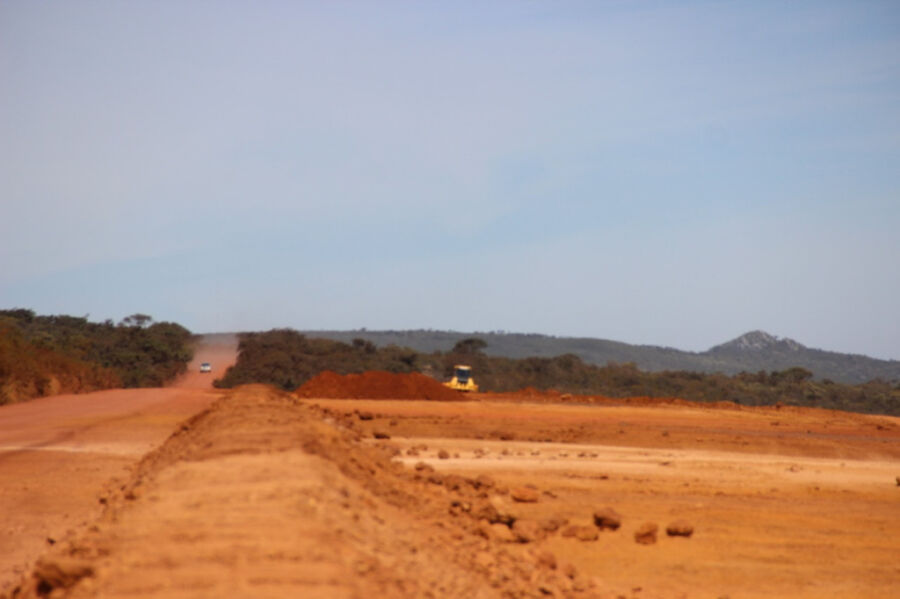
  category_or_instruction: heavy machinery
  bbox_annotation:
[444,364,479,392]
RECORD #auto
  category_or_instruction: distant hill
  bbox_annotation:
[298,329,900,385]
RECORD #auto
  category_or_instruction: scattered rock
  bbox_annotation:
[666,520,694,537]
[593,507,622,530]
[486,496,517,525]
[372,431,390,439]
[533,550,557,570]
[488,523,516,543]
[414,462,434,473]
[449,499,471,514]
[443,474,464,491]
[471,502,502,524]
[512,519,545,543]
[472,498,516,525]
[33,557,94,592]
[541,517,568,532]
[475,474,495,489]
[405,448,420,457]
[634,522,658,545]
[510,487,540,503]
[437,449,450,460]
[357,411,374,421]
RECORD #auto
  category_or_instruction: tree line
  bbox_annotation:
[216,331,900,416]
[0,309,194,404]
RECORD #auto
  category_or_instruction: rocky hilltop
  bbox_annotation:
[710,331,804,353]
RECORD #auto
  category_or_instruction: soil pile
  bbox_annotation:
[296,370,462,401]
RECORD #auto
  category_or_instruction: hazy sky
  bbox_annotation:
[2,1,899,359]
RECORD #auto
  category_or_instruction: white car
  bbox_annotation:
[200,362,212,373]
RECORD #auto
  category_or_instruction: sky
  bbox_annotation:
[2,1,899,360]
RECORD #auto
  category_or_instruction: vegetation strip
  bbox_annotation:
[216,329,900,415]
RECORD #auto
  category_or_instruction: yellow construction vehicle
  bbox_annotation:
[444,364,479,392]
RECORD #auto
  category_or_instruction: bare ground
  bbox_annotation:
[2,362,899,598]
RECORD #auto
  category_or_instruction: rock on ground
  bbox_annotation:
[666,520,694,537]
[510,487,540,503]
[593,507,622,530]
[512,519,545,543]
[635,522,659,545]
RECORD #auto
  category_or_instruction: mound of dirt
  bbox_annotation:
[296,370,462,401]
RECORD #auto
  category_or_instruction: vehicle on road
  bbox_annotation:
[200,362,212,373]
[444,364,478,392]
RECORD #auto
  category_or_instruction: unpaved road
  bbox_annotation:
[0,336,237,591]
[3,361,900,598]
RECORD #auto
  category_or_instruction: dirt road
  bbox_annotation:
[0,336,237,592]
[3,362,900,598]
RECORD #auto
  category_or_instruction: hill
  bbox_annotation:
[299,329,900,385]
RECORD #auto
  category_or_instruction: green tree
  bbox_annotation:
[121,314,153,328]
[452,337,487,354]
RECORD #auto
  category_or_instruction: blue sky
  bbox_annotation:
[2,1,899,359]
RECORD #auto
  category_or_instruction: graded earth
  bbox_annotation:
[2,356,898,598]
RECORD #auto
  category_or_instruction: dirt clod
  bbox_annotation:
[33,557,94,592]
[593,507,622,530]
[634,522,659,545]
[541,517,568,532]
[510,487,540,503]
[666,520,694,537]
[475,474,496,489]
[562,525,599,541]
[512,519,545,543]
[488,523,516,543]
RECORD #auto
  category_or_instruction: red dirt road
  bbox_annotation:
[0,336,237,592]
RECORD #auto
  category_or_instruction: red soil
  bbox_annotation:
[296,370,462,401]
